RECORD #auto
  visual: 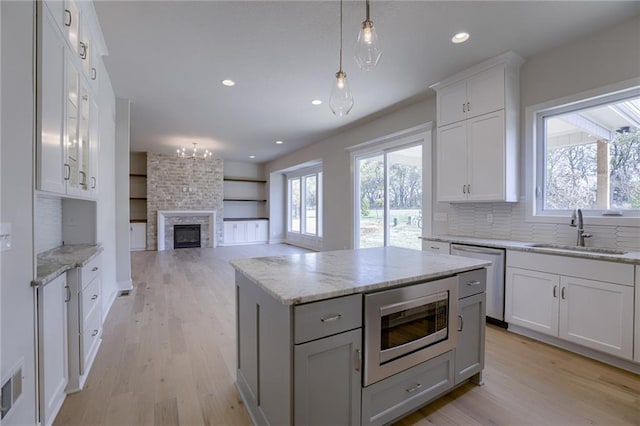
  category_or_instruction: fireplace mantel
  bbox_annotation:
[157,210,216,251]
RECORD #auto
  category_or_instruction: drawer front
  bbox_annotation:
[362,351,454,426]
[81,255,102,290]
[82,303,102,368]
[294,294,362,344]
[81,276,101,323]
[458,268,487,299]
[422,240,451,254]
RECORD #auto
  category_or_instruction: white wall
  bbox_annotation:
[432,15,640,250]
[96,55,118,317]
[266,99,436,250]
[0,2,38,424]
[115,98,132,289]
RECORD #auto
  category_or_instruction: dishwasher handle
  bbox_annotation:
[451,244,504,255]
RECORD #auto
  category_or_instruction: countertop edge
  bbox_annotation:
[32,245,104,287]
[420,236,640,264]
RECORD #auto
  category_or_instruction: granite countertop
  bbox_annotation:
[230,247,490,305]
[420,235,640,264]
[33,244,103,287]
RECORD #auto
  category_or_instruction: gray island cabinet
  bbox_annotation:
[230,247,490,426]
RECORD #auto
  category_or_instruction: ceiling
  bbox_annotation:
[94,1,640,163]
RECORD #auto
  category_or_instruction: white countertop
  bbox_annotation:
[420,235,640,264]
[230,247,490,305]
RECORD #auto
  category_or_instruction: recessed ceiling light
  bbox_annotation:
[311,99,322,105]
[249,155,255,159]
[275,140,284,145]
[221,79,236,87]
[451,32,470,44]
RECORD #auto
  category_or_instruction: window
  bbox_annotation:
[356,144,423,250]
[535,88,640,217]
[287,169,323,237]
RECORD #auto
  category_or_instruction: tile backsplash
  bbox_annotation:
[35,195,62,254]
[446,201,640,252]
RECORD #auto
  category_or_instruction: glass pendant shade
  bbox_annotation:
[329,70,354,117]
[355,20,381,70]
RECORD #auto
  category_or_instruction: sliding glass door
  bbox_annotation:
[356,144,422,250]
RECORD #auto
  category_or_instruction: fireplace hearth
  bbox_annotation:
[174,224,201,249]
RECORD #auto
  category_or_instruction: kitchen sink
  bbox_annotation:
[529,243,628,255]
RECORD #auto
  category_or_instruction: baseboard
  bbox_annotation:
[269,238,285,244]
[103,287,118,320]
[117,278,133,291]
[508,324,640,374]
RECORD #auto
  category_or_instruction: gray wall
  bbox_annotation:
[0,2,37,424]
[267,16,640,251]
[266,99,437,250]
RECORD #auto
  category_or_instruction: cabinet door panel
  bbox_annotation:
[455,293,485,385]
[559,276,633,359]
[437,122,468,202]
[437,80,467,126]
[38,274,68,425]
[294,329,361,426]
[635,268,640,363]
[466,66,505,119]
[505,267,559,336]
[39,10,67,194]
[467,111,505,201]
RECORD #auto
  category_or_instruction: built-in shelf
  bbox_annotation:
[130,219,148,223]
[130,197,147,200]
[223,198,267,202]
[223,177,267,183]
[223,217,269,221]
[129,173,147,177]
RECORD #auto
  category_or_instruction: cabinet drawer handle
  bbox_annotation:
[355,349,361,372]
[406,383,422,393]
[92,266,99,272]
[91,294,98,300]
[553,285,558,298]
[91,177,96,189]
[320,314,342,323]
[80,42,88,60]
[458,314,464,332]
[91,329,99,337]
[462,103,466,113]
[430,246,440,250]
[64,163,71,180]
[91,68,97,80]
[64,9,72,27]
[561,287,566,300]
[466,280,481,286]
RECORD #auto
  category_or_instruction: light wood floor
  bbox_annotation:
[55,244,640,426]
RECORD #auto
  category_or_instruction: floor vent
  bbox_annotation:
[120,290,131,296]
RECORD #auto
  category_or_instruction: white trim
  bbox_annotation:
[157,210,217,251]
[525,79,640,226]
[351,124,433,248]
[102,286,118,321]
[117,278,133,291]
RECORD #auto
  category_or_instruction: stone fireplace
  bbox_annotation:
[157,210,217,251]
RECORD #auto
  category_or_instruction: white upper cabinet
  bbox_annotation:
[37,1,105,200]
[438,66,505,127]
[433,52,524,203]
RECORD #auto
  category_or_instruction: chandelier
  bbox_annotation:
[176,142,212,160]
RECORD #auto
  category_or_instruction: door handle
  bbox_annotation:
[457,314,464,332]
[64,285,71,303]
[354,349,361,372]
[91,176,96,189]
[80,42,88,60]
[64,9,72,27]
[91,68,97,80]
[561,287,566,300]
[462,184,466,194]
[467,101,470,111]
[462,103,466,113]
[553,285,558,298]
[64,163,71,180]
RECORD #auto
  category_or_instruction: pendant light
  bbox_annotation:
[329,0,354,117]
[354,0,381,70]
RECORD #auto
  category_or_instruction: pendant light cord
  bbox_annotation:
[366,0,370,21]
[339,0,343,72]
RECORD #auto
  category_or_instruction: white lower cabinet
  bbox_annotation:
[506,252,635,360]
[130,222,146,251]
[422,239,451,254]
[635,267,640,363]
[223,220,268,245]
[37,273,69,426]
[66,253,103,392]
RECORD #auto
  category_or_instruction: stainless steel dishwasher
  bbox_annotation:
[450,244,506,325]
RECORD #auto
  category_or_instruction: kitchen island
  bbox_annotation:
[230,247,490,426]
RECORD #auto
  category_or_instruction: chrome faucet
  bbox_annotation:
[570,208,592,246]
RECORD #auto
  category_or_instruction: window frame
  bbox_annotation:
[525,80,640,225]
[286,166,323,238]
